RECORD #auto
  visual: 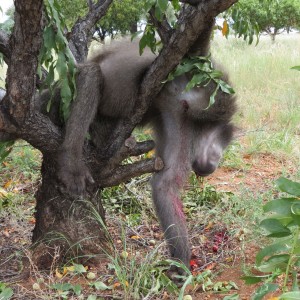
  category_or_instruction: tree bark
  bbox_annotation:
[32,154,111,268]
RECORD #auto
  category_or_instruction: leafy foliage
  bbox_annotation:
[140,1,235,106]
[39,0,77,121]
[243,177,300,299]
[0,5,14,34]
[58,0,145,40]
[98,0,145,39]
[165,55,235,107]
[139,0,180,54]
[236,0,300,41]
[224,4,260,45]
[291,66,300,71]
[0,141,14,164]
[0,282,13,300]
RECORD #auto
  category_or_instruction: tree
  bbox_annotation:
[58,0,145,40]
[0,6,14,34]
[238,0,300,41]
[0,0,237,267]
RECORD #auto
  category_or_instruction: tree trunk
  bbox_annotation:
[270,33,276,43]
[130,22,137,34]
[32,154,111,268]
[270,29,278,43]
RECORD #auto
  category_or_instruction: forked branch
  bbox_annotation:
[68,0,113,62]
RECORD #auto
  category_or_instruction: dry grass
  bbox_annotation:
[212,34,300,160]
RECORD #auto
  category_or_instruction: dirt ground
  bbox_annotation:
[0,153,296,299]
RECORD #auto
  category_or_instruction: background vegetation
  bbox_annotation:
[237,0,300,41]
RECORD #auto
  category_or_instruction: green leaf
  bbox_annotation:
[56,52,67,78]
[157,272,179,293]
[263,198,300,216]
[178,275,193,300]
[241,275,268,285]
[73,264,87,274]
[291,213,300,226]
[223,294,240,300]
[194,62,214,73]
[0,141,14,163]
[43,26,56,50]
[210,69,223,78]
[185,73,209,91]
[154,4,163,21]
[87,296,97,300]
[260,218,292,237]
[139,34,149,55]
[219,81,235,94]
[292,271,299,291]
[51,283,73,291]
[139,25,157,55]
[157,0,168,12]
[144,0,156,12]
[171,0,180,11]
[170,62,195,79]
[41,0,77,123]
[209,84,219,107]
[72,284,81,296]
[279,291,300,299]
[291,66,300,71]
[291,202,300,215]
[164,259,191,275]
[258,254,289,272]
[290,202,300,225]
[93,281,110,290]
[60,79,72,100]
[276,177,300,197]
[256,240,291,266]
[252,283,278,300]
[0,285,14,300]
[43,64,55,89]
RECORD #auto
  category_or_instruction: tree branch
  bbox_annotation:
[68,0,113,62]
[0,0,62,152]
[21,112,62,151]
[87,0,93,10]
[109,139,155,167]
[99,157,163,188]
[149,9,172,44]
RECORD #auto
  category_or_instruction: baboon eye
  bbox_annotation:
[181,100,189,112]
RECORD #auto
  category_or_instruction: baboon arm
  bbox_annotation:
[151,113,192,267]
[57,63,103,195]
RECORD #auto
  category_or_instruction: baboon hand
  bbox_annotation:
[56,151,94,196]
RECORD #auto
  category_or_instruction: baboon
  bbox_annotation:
[53,20,236,268]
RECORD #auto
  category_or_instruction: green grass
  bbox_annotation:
[0,62,7,88]
[0,142,41,217]
[212,35,300,161]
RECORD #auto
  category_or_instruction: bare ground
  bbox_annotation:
[0,153,296,299]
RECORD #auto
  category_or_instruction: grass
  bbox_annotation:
[1,34,300,299]
[0,142,40,217]
[212,34,300,162]
[0,62,7,88]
